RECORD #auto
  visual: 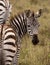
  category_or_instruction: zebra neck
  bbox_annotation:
[10,16,27,38]
[17,19,27,38]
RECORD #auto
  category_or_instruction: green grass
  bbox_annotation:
[10,0,50,65]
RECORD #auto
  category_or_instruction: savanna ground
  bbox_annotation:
[9,0,50,65]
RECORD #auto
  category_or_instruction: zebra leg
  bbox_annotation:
[12,46,21,65]
[2,27,17,65]
[12,38,21,65]
[0,49,1,65]
[12,44,21,65]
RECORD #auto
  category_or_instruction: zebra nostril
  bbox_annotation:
[27,25,30,27]
[32,34,39,45]
[32,39,39,45]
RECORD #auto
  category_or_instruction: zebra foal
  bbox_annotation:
[1,9,42,65]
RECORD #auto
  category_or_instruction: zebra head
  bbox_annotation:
[25,9,42,45]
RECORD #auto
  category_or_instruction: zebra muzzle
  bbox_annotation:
[32,34,39,45]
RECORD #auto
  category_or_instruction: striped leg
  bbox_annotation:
[12,46,21,65]
[3,27,17,65]
[0,49,1,65]
[12,37,21,65]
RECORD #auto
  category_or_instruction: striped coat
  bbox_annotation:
[0,9,42,65]
[0,0,12,24]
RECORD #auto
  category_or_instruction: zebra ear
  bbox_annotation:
[25,10,31,17]
[35,9,42,18]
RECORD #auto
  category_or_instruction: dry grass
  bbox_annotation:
[9,0,50,65]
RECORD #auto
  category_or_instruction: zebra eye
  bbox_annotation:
[27,25,30,27]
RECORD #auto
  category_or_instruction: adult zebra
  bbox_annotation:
[0,0,12,24]
[1,9,42,65]
[0,0,12,65]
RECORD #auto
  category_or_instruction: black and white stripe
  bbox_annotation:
[0,0,12,24]
[2,10,32,65]
[2,9,42,65]
[10,13,27,37]
[2,26,16,65]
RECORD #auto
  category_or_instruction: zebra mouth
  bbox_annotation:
[32,34,39,45]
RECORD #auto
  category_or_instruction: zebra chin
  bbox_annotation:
[32,34,39,45]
